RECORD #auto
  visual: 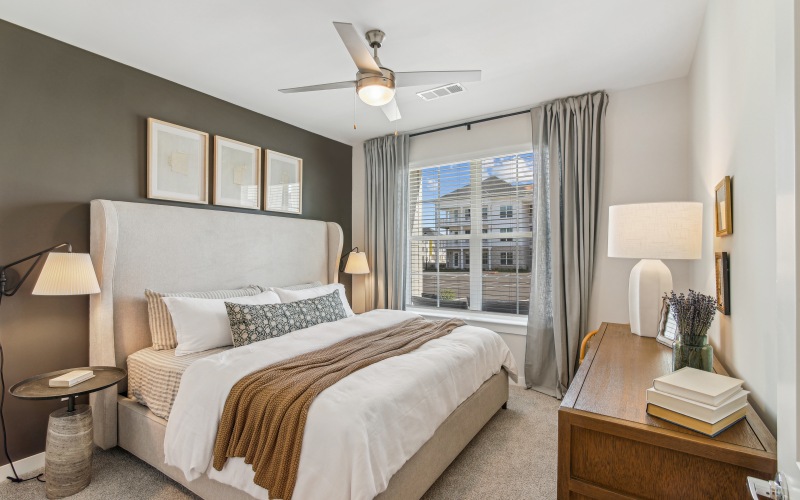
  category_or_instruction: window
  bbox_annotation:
[408,152,534,315]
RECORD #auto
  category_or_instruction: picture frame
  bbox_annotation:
[715,251,731,315]
[714,176,733,236]
[213,136,262,210]
[147,118,209,204]
[656,297,679,347]
[264,150,303,214]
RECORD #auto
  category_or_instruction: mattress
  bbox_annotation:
[127,346,230,419]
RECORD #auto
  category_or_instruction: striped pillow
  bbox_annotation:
[145,285,265,350]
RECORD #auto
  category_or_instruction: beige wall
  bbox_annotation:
[589,78,693,330]
[688,0,778,433]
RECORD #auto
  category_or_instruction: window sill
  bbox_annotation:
[405,306,528,336]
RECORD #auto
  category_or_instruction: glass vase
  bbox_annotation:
[672,334,713,372]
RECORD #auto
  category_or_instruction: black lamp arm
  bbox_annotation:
[339,246,359,273]
[0,242,72,297]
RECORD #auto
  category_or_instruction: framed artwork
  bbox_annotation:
[715,252,731,315]
[264,150,303,214]
[656,297,679,347]
[714,176,732,236]
[213,136,262,210]
[147,118,209,204]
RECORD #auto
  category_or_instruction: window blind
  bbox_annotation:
[408,152,534,315]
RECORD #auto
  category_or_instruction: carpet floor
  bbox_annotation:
[0,385,559,499]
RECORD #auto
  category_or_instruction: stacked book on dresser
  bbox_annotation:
[646,367,748,437]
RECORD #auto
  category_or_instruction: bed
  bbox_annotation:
[88,199,515,500]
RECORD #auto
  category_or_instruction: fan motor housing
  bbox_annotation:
[356,68,395,93]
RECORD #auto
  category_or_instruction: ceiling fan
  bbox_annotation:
[279,22,481,122]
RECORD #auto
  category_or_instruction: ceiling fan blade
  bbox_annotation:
[381,99,401,122]
[333,22,383,75]
[279,80,356,93]
[395,70,482,87]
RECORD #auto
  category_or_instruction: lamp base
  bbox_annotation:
[629,259,673,337]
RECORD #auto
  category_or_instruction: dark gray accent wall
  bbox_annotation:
[0,20,352,465]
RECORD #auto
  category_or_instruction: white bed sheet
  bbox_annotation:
[164,309,518,500]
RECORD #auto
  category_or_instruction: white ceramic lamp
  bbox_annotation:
[608,202,702,337]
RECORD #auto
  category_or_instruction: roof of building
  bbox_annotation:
[439,176,533,201]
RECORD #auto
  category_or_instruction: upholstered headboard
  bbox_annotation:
[88,200,343,448]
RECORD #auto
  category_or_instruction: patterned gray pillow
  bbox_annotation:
[225,291,347,348]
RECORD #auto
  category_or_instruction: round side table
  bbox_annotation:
[10,366,126,499]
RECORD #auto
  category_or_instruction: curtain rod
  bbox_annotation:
[409,109,531,138]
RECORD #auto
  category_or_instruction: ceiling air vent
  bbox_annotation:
[416,83,466,101]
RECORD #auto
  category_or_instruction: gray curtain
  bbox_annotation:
[364,134,410,310]
[525,91,608,398]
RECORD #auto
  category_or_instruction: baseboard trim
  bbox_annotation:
[0,452,45,482]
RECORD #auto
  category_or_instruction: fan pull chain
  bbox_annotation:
[353,89,357,130]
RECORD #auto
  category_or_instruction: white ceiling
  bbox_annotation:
[0,0,708,145]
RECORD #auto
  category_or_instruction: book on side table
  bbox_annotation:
[49,369,95,387]
[646,367,747,437]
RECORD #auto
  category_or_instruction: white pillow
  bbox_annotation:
[163,290,281,356]
[273,283,354,317]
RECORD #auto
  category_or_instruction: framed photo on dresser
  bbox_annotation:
[264,150,302,214]
[147,118,209,204]
[213,136,261,210]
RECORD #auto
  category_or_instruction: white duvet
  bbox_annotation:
[164,309,518,500]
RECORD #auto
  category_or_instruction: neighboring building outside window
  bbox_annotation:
[407,152,534,315]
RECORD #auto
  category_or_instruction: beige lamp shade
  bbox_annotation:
[344,252,370,274]
[608,202,703,260]
[32,253,100,295]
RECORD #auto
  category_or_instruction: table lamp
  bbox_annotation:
[0,243,100,482]
[339,247,370,275]
[608,202,702,337]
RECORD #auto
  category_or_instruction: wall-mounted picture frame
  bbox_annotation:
[714,176,732,236]
[715,251,731,315]
[147,118,209,204]
[264,150,303,214]
[656,297,679,347]
[213,136,261,210]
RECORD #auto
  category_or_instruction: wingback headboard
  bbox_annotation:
[88,200,343,448]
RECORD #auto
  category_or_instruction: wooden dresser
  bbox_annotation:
[558,323,776,499]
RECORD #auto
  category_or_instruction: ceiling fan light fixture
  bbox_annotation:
[357,74,395,106]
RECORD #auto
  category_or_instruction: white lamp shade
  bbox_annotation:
[608,202,703,260]
[32,253,101,295]
[344,252,370,274]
